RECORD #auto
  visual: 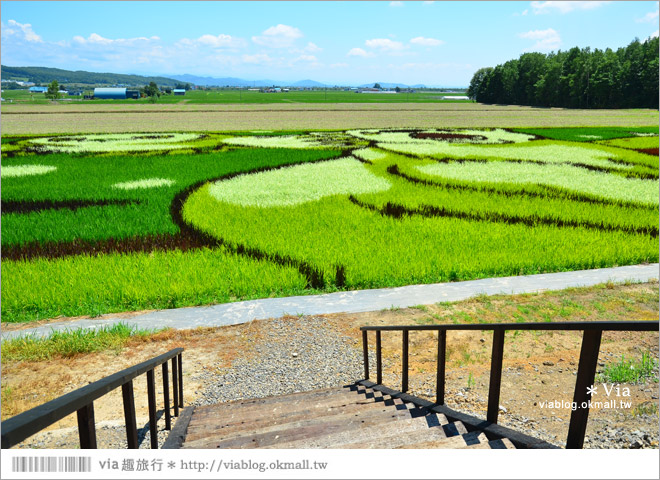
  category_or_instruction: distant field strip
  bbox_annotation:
[2,127,657,323]
[1,104,657,134]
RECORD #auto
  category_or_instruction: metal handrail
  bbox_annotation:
[360,321,658,449]
[1,348,184,449]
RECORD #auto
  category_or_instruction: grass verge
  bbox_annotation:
[1,322,167,361]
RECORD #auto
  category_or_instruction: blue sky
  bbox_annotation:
[1,1,658,86]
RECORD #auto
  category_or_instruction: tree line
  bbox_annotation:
[467,37,658,109]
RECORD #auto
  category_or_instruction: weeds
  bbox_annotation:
[597,352,659,384]
[631,401,659,417]
[466,372,475,390]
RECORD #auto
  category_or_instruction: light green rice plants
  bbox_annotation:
[27,133,203,153]
[415,160,658,206]
[207,157,390,207]
[1,164,57,178]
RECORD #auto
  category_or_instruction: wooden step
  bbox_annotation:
[399,431,488,449]
[184,396,409,442]
[456,436,517,449]
[332,420,465,449]
[177,384,521,450]
[185,388,402,436]
[191,385,381,420]
[183,402,445,449]
[276,417,458,449]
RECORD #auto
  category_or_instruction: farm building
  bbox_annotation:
[442,95,470,100]
[29,86,48,93]
[359,89,397,94]
[93,87,127,99]
[173,89,186,95]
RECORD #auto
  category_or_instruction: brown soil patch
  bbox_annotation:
[636,147,659,156]
[410,132,487,141]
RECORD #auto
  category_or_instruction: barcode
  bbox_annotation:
[12,456,91,473]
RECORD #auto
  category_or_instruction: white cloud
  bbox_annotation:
[347,47,373,57]
[636,3,659,23]
[194,34,244,48]
[2,19,43,42]
[390,2,404,7]
[519,28,561,51]
[365,38,404,51]
[652,30,659,39]
[242,53,272,65]
[295,54,317,62]
[410,36,444,47]
[73,33,160,46]
[304,42,322,53]
[330,62,349,68]
[252,24,303,48]
[531,1,610,15]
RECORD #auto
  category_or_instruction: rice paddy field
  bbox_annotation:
[1,88,472,105]
[2,124,658,323]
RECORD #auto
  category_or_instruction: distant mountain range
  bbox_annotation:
[1,65,181,87]
[167,74,328,87]
[357,82,428,89]
[1,65,461,89]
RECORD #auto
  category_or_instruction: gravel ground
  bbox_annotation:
[13,420,171,449]
[191,316,371,405]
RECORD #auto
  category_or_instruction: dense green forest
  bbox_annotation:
[1,65,179,87]
[467,38,659,108]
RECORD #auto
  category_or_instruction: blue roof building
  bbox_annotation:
[173,89,186,95]
[93,87,127,99]
[29,86,48,93]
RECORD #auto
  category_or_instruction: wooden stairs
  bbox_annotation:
[164,382,555,449]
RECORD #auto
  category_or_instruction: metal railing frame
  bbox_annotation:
[360,321,658,449]
[1,348,184,449]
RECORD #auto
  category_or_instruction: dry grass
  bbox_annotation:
[2,103,657,134]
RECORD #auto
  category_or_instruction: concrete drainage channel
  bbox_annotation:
[2,263,658,340]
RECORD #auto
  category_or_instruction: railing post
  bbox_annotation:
[436,330,446,405]
[376,331,382,385]
[122,380,138,449]
[162,362,171,430]
[146,369,158,449]
[76,403,97,449]
[362,330,369,380]
[178,353,184,408]
[402,330,409,393]
[171,357,179,417]
[566,329,603,449]
[487,328,505,424]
